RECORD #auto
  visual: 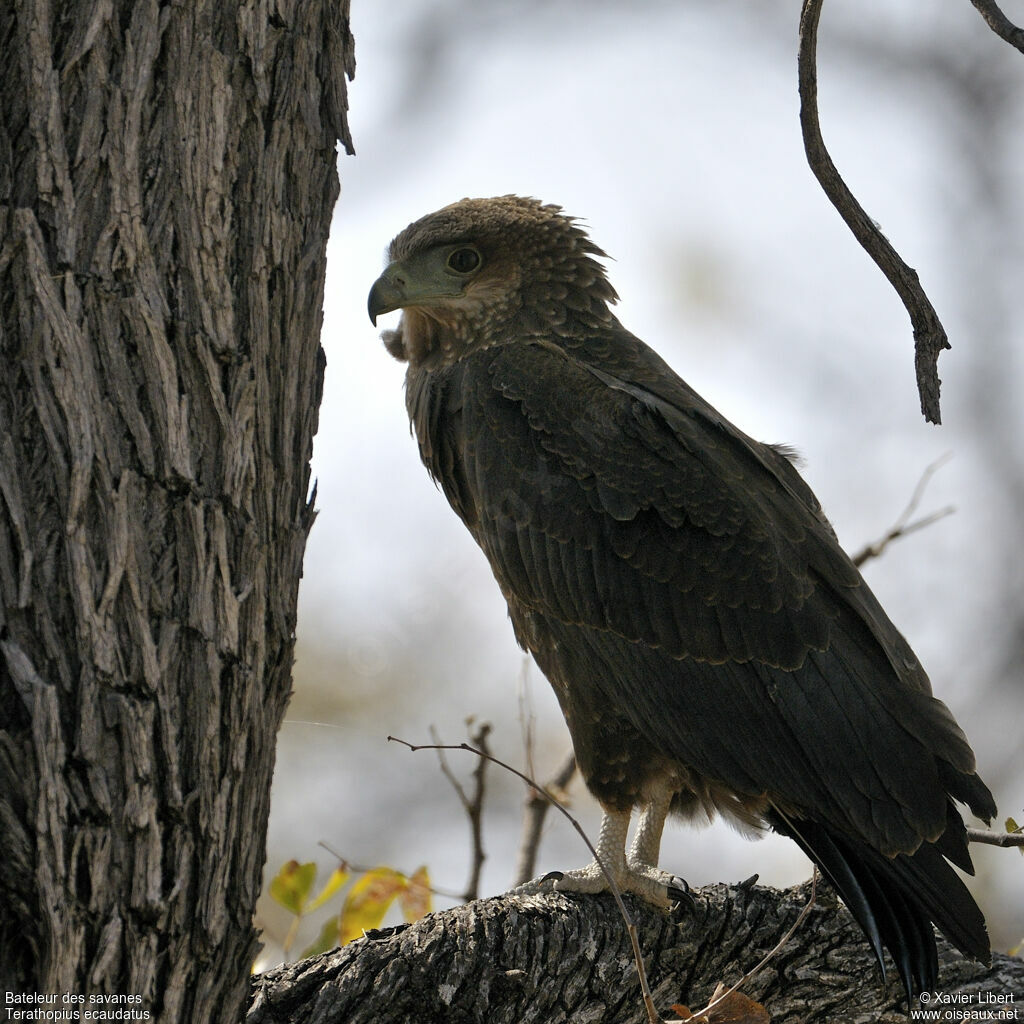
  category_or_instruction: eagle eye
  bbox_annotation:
[446,247,481,274]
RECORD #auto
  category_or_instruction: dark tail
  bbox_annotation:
[767,805,990,1001]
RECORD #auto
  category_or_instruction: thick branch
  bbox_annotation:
[247,883,1022,1024]
[969,0,1024,54]
[967,827,1024,849]
[798,0,950,424]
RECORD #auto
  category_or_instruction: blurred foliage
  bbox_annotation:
[267,859,433,962]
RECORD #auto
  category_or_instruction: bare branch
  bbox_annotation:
[514,749,577,886]
[967,827,1024,849]
[427,722,491,901]
[851,454,954,567]
[798,0,950,424]
[969,0,1024,54]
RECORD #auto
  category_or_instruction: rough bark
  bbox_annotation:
[248,884,1024,1023]
[0,1,353,1020]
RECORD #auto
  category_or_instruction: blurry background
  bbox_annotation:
[256,0,1024,965]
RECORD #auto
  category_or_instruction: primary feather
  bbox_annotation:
[368,195,996,999]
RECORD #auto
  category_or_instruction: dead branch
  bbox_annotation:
[514,749,577,886]
[851,454,954,567]
[797,0,950,424]
[968,0,1024,54]
[427,721,492,901]
[967,827,1024,849]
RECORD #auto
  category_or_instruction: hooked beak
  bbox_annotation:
[367,267,407,326]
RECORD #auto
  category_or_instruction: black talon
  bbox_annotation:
[668,877,695,909]
[541,870,564,884]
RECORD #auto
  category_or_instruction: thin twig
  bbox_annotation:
[428,722,491,901]
[851,454,954,567]
[798,0,949,424]
[315,841,467,902]
[968,0,1024,54]
[967,827,1024,849]
[514,749,578,886]
[389,735,662,1024]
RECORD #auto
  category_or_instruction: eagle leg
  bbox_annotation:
[628,775,674,871]
[511,778,685,910]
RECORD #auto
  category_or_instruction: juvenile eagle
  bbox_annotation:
[368,195,995,998]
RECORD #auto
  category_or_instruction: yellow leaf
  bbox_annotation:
[338,867,405,945]
[269,860,318,916]
[306,865,351,913]
[398,865,432,922]
[1007,817,1024,857]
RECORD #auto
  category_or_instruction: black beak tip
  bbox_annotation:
[368,279,389,326]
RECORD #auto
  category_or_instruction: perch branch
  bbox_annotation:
[967,827,1024,849]
[798,0,950,424]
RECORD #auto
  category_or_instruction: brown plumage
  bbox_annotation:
[368,195,996,999]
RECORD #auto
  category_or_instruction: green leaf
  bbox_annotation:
[1007,817,1024,857]
[269,860,318,916]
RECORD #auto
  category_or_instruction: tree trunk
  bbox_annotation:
[0,2,352,1020]
[248,884,1024,1023]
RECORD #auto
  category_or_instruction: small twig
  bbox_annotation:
[428,721,491,901]
[967,827,1024,849]
[798,0,949,424]
[968,0,1024,54]
[315,841,467,902]
[851,454,954,567]
[388,735,662,1024]
[514,749,578,886]
[684,871,819,1022]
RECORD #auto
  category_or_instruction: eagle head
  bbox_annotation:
[368,195,618,366]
